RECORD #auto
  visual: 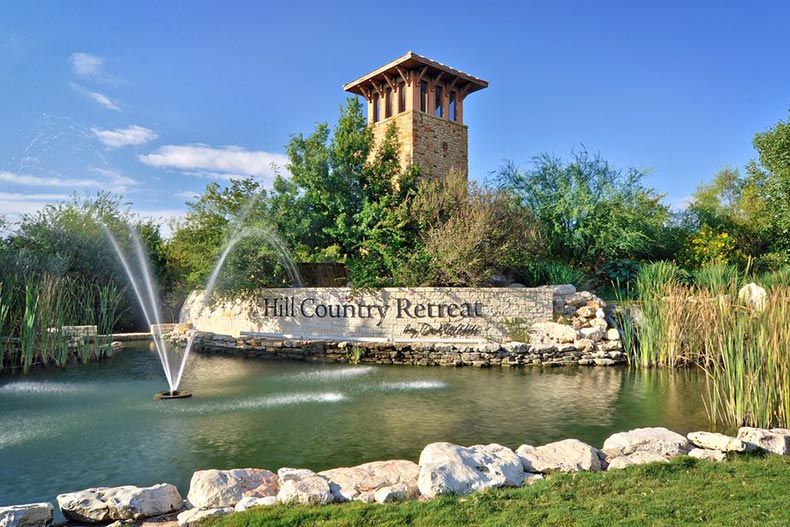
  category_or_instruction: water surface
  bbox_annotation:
[0,342,711,508]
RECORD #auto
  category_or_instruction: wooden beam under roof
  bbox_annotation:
[343,51,488,97]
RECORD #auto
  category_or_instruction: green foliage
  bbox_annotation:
[514,260,585,288]
[1,192,162,331]
[205,455,790,527]
[747,111,790,253]
[595,259,640,292]
[497,150,671,268]
[164,177,298,301]
[396,171,542,286]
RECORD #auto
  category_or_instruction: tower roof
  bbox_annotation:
[343,51,488,96]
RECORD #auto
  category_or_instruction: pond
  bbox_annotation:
[0,341,712,509]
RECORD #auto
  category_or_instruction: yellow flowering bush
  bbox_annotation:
[679,225,743,268]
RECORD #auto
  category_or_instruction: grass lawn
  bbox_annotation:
[204,454,790,527]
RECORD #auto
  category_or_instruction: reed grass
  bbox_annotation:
[622,261,790,428]
[0,273,125,373]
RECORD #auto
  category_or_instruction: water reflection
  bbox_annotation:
[0,343,712,511]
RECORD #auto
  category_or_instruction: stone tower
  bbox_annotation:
[343,52,488,178]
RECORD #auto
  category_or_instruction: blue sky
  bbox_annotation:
[1,0,788,231]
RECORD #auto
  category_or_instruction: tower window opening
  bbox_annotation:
[420,81,429,112]
[449,91,457,121]
[434,86,443,118]
[373,94,380,122]
[385,87,393,118]
[398,81,406,113]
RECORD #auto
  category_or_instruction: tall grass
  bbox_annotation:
[622,261,790,428]
[0,274,125,373]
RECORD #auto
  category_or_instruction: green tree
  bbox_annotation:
[164,177,295,301]
[271,97,418,286]
[496,150,670,268]
[746,111,790,254]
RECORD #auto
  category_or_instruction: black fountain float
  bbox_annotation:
[154,390,192,400]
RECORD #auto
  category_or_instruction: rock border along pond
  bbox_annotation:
[5,426,790,527]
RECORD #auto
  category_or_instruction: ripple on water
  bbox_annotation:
[280,366,375,382]
[379,380,447,391]
[148,391,349,415]
[0,381,92,396]
[0,414,72,449]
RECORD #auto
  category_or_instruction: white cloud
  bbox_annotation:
[92,125,158,149]
[69,52,104,78]
[138,144,288,184]
[0,192,72,224]
[0,170,101,188]
[173,190,201,200]
[70,83,120,111]
[0,169,137,194]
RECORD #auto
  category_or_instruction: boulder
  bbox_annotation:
[372,482,416,504]
[277,476,333,506]
[552,284,576,296]
[687,431,746,453]
[579,328,604,342]
[605,328,620,341]
[530,322,579,345]
[602,427,691,458]
[0,503,54,527]
[688,448,727,462]
[277,467,316,483]
[417,442,524,499]
[187,468,277,509]
[57,484,183,522]
[737,427,790,455]
[319,460,419,503]
[176,508,232,527]
[607,451,669,470]
[738,283,767,311]
[516,439,602,473]
[233,496,277,512]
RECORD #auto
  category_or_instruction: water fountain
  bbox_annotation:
[106,224,301,399]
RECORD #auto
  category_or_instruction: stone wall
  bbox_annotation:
[372,110,468,177]
[182,286,553,342]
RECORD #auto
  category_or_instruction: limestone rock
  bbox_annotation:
[277,467,316,483]
[574,338,595,352]
[688,448,727,462]
[552,284,576,296]
[319,460,419,503]
[738,283,767,311]
[530,322,579,345]
[176,508,232,527]
[417,442,524,499]
[602,427,692,458]
[579,328,604,342]
[277,476,333,505]
[605,328,620,341]
[516,439,602,473]
[687,431,746,453]
[607,451,669,470]
[575,306,597,319]
[0,503,54,527]
[737,427,790,455]
[372,482,415,504]
[57,484,183,522]
[187,468,277,509]
[233,496,277,512]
